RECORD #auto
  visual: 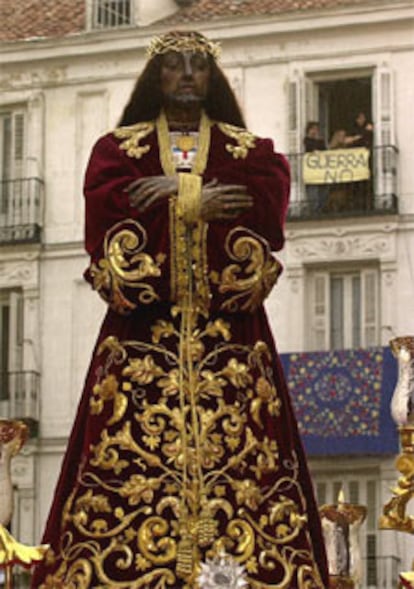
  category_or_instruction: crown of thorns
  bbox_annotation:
[146,31,221,61]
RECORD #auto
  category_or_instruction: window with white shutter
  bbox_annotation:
[0,295,10,402]
[309,272,330,350]
[0,110,27,222]
[373,67,394,148]
[372,66,395,207]
[362,269,379,347]
[287,77,304,209]
[307,267,379,351]
[288,78,300,154]
[286,66,397,218]
[0,290,24,416]
[0,111,26,181]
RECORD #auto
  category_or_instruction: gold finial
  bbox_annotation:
[146,31,221,61]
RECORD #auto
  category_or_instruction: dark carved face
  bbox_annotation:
[160,51,211,108]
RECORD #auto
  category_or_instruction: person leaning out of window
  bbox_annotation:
[303,121,328,214]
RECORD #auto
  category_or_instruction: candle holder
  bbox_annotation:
[0,419,49,589]
[0,419,28,527]
[378,336,414,586]
[379,336,414,534]
[320,491,367,589]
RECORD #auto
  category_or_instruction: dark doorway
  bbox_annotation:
[318,77,372,144]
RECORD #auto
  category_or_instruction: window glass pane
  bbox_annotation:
[316,482,327,505]
[311,273,328,351]
[0,302,10,400]
[365,273,376,323]
[1,114,12,180]
[315,275,325,316]
[352,275,361,348]
[13,114,24,162]
[330,276,344,349]
[364,271,378,347]
[349,480,359,504]
[1,111,26,187]
[366,480,377,530]
[288,82,298,133]
[366,534,377,585]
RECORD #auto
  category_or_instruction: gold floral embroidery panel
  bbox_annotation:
[41,309,324,589]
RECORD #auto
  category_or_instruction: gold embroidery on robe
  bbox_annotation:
[89,219,165,314]
[48,113,325,588]
[41,308,324,589]
[217,123,256,159]
[113,121,154,159]
[210,227,282,313]
[169,198,210,314]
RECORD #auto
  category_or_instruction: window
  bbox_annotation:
[289,67,394,156]
[0,109,26,220]
[0,290,23,414]
[0,109,25,194]
[0,110,25,181]
[91,0,132,29]
[0,107,42,241]
[287,66,396,214]
[318,77,372,146]
[307,267,379,351]
[314,472,399,589]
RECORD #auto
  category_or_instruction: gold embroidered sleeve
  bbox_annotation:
[210,227,282,313]
[89,219,165,314]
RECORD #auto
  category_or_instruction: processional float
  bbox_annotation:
[0,419,48,588]
[379,336,414,588]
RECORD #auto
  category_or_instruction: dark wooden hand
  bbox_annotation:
[200,179,253,221]
[127,176,253,220]
[126,176,178,211]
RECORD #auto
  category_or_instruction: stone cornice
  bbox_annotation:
[285,220,399,265]
[0,1,412,66]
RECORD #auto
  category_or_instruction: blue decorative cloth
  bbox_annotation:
[280,347,399,456]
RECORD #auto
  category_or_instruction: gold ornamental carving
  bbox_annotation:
[0,419,49,589]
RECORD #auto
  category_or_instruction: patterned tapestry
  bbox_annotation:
[280,347,399,456]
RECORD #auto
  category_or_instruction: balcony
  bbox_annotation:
[0,371,40,436]
[287,145,398,220]
[0,178,43,244]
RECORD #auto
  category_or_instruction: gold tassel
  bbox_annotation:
[197,507,217,547]
[176,532,193,579]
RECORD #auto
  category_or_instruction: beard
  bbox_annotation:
[163,92,205,109]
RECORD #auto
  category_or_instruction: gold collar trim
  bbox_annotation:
[156,110,211,176]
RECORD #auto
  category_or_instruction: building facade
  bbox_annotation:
[0,0,413,586]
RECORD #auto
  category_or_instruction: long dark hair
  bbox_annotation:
[118,53,246,128]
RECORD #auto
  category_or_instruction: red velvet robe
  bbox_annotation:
[32,120,328,588]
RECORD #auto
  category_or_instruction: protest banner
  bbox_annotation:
[303,147,370,185]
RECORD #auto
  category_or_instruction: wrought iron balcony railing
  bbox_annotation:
[0,177,43,244]
[287,145,398,220]
[0,371,40,425]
